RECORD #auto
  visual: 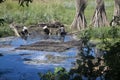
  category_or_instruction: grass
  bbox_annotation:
[0,0,116,37]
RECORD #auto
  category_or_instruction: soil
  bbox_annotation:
[16,40,82,52]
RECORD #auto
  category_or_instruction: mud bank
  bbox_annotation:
[16,40,82,52]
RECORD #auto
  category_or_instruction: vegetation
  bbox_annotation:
[38,67,69,80]
[104,41,120,80]
[0,0,119,79]
[0,0,114,37]
[79,27,120,40]
[39,26,120,80]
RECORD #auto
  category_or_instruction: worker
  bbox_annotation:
[59,25,66,42]
[21,26,29,40]
[43,25,50,39]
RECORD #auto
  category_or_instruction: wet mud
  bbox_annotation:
[16,40,82,52]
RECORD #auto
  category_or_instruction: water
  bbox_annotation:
[0,35,78,80]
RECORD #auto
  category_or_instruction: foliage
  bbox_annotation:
[0,0,75,37]
[93,26,120,51]
[37,26,120,80]
[78,28,94,58]
[97,42,119,80]
[77,26,120,80]
[39,71,54,80]
[38,27,119,80]
[0,0,119,80]
[0,0,75,25]
[93,27,120,80]
[0,24,14,37]
[0,0,114,37]
[103,40,120,80]
[38,67,69,80]
[79,27,120,40]
[108,26,119,39]
[79,28,91,45]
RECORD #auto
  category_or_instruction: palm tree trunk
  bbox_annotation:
[71,0,87,31]
[90,0,109,27]
[114,0,120,16]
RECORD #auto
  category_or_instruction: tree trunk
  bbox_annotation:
[90,0,109,27]
[71,0,87,31]
[114,0,120,16]
[9,23,20,37]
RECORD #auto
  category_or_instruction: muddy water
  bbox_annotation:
[0,35,78,80]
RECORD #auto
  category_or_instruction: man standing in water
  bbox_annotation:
[59,25,66,42]
[21,26,29,40]
[43,25,50,39]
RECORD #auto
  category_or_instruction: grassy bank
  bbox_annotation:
[0,0,115,37]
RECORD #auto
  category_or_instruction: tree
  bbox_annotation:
[110,0,120,26]
[71,0,87,31]
[114,0,120,17]
[90,0,109,27]
[104,41,120,80]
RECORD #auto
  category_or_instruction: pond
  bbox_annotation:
[0,35,78,80]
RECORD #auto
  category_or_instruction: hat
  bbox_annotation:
[43,26,47,29]
[23,26,27,30]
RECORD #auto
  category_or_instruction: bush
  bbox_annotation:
[104,41,120,80]
[38,67,69,80]
[79,27,120,40]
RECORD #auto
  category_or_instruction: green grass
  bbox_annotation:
[78,26,120,43]
[0,0,115,37]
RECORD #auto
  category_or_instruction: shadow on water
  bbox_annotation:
[0,35,80,80]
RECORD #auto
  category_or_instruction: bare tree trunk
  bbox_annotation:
[90,0,109,27]
[114,0,120,16]
[71,0,87,31]
[9,23,20,37]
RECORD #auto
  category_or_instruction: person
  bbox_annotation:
[59,25,66,42]
[43,25,50,39]
[21,26,29,40]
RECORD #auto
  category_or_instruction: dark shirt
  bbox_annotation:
[59,27,66,36]
[44,28,50,35]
